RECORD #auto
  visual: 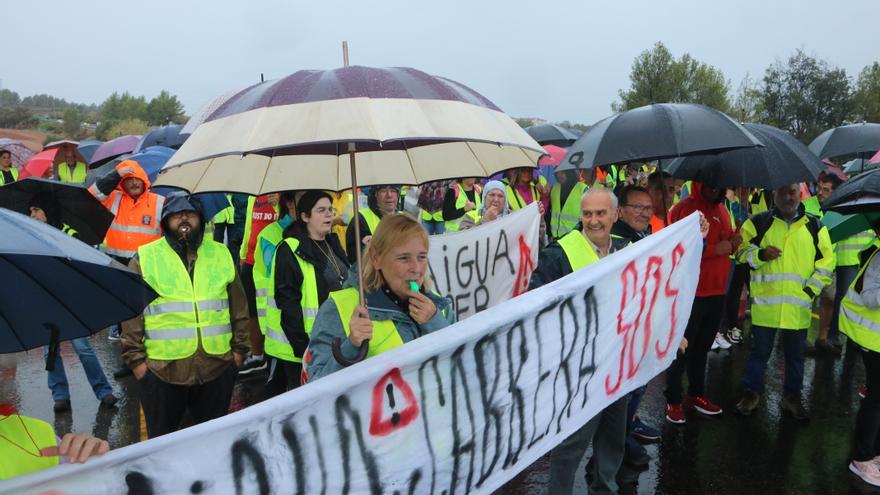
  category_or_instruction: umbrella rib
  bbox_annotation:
[62,258,147,313]
[256,151,275,195]
[0,263,28,351]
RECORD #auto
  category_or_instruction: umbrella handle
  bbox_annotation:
[44,323,60,372]
[331,337,369,367]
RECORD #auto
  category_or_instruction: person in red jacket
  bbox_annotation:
[664,182,741,424]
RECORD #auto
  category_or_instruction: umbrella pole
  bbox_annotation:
[348,143,366,304]
[330,142,370,367]
[659,161,669,227]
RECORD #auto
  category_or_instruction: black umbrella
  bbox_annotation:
[0,208,157,354]
[525,123,581,147]
[556,103,762,172]
[823,169,880,214]
[809,122,880,160]
[134,124,188,153]
[0,178,114,245]
[663,123,824,189]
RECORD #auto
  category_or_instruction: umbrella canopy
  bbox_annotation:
[823,169,880,214]
[538,144,568,166]
[526,124,581,147]
[0,178,114,245]
[77,139,103,163]
[822,210,880,244]
[134,125,188,153]
[180,84,251,136]
[0,138,34,169]
[872,149,880,164]
[88,135,141,168]
[0,208,156,353]
[19,149,57,179]
[154,65,544,194]
[822,160,848,181]
[843,158,878,175]
[43,139,79,150]
[87,146,176,186]
[809,123,880,160]
[663,123,824,189]
[556,103,763,172]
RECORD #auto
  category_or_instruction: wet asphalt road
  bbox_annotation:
[2,322,879,495]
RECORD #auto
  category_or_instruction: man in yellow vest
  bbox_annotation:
[345,185,399,263]
[734,183,834,421]
[529,188,631,495]
[121,194,249,438]
[549,169,588,240]
[56,146,87,184]
[839,234,880,485]
[0,149,19,184]
[0,405,110,480]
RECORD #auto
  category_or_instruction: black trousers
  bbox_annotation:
[265,358,302,398]
[855,348,880,461]
[722,263,749,331]
[664,295,726,404]
[139,364,236,438]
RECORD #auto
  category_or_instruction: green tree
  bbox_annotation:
[0,106,36,128]
[145,90,185,126]
[62,108,84,138]
[731,74,763,123]
[757,49,853,142]
[104,118,149,140]
[0,89,21,107]
[613,42,731,113]
[853,62,880,123]
[100,92,148,122]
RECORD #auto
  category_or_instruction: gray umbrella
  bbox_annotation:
[809,122,880,160]
[556,103,763,172]
[663,123,824,189]
[525,124,581,147]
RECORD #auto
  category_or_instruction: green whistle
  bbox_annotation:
[409,281,419,292]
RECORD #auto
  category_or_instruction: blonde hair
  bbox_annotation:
[362,213,432,292]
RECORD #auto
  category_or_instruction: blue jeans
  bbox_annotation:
[44,337,114,401]
[743,325,807,395]
[830,265,860,342]
[421,219,445,235]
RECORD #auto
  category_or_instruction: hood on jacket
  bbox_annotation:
[114,160,151,197]
[367,185,401,216]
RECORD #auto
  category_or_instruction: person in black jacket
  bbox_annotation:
[269,191,349,396]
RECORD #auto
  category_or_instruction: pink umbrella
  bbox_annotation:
[822,158,848,181]
[0,138,34,169]
[539,144,568,166]
[871,149,880,164]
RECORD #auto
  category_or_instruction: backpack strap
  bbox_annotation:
[752,210,822,261]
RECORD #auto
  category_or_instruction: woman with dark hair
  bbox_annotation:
[264,190,349,395]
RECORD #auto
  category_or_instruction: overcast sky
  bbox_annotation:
[5,0,877,125]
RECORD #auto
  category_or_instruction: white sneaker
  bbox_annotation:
[711,338,720,351]
[850,459,880,487]
[714,332,732,350]
[727,327,743,344]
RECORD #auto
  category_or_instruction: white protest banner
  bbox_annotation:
[2,213,701,495]
[428,202,540,319]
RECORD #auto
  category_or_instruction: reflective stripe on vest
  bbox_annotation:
[102,192,164,256]
[840,243,880,352]
[550,182,587,239]
[445,183,482,232]
[264,238,320,362]
[330,288,404,358]
[58,162,87,184]
[0,415,59,480]
[557,229,600,272]
[837,230,876,266]
[253,221,285,334]
[138,238,235,360]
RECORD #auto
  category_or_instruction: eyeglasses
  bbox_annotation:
[623,204,653,213]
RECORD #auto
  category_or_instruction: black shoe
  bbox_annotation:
[781,394,810,422]
[237,354,268,375]
[113,367,133,379]
[805,342,817,357]
[816,339,842,357]
[53,399,71,413]
[736,389,761,416]
[624,437,651,469]
[100,394,118,409]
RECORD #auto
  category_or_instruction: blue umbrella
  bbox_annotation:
[76,139,103,163]
[0,208,157,353]
[86,146,176,187]
[134,124,188,153]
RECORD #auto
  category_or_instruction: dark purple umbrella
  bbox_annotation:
[88,135,141,168]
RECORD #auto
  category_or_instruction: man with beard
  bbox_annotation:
[121,194,249,438]
[345,185,400,264]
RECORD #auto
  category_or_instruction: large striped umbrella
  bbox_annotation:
[155,65,543,364]
[154,65,543,194]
